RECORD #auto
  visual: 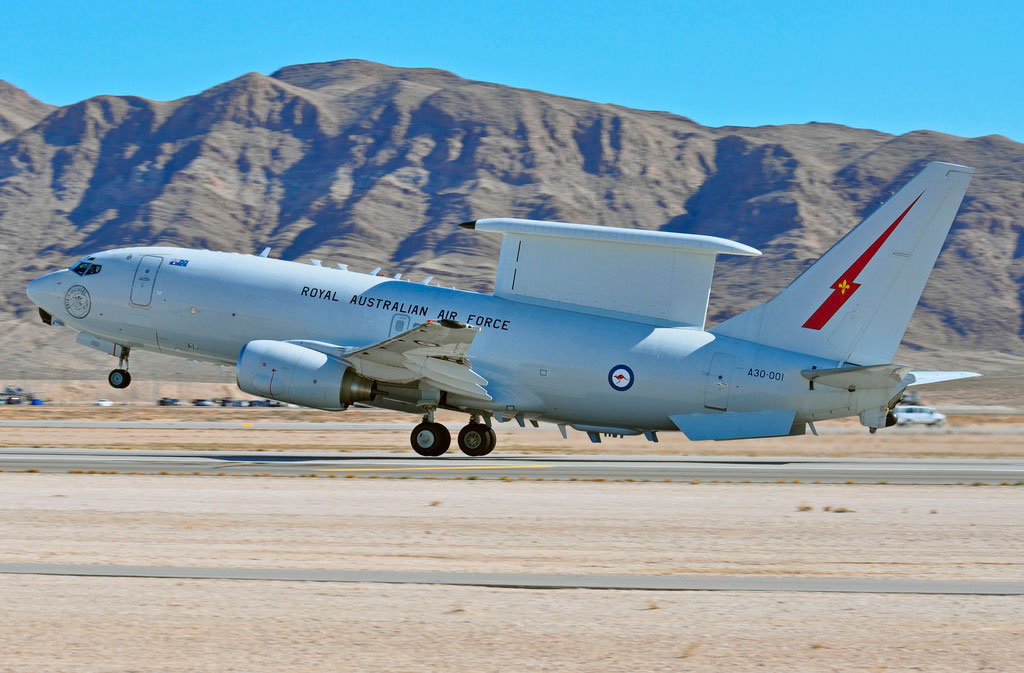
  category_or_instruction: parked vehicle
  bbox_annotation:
[6,395,23,405]
[94,398,114,407]
[193,399,216,406]
[893,405,946,426]
[157,397,182,406]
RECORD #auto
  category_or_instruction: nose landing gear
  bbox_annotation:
[107,348,132,389]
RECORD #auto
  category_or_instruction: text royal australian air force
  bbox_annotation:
[299,284,512,331]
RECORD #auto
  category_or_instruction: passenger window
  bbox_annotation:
[85,264,101,275]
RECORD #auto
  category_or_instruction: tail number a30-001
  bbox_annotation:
[748,368,784,381]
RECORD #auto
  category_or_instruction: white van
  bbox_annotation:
[893,405,946,426]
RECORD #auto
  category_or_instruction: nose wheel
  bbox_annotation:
[108,368,131,389]
[107,347,132,389]
[458,422,496,456]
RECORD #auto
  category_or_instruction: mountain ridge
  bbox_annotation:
[0,60,1021,383]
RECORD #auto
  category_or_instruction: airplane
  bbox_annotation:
[26,161,979,456]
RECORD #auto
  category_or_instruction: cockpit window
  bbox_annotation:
[71,261,102,276]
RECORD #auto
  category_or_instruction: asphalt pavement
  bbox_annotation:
[1,563,1021,595]
[2,448,1023,484]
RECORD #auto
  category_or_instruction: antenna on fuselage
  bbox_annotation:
[310,259,322,266]
[336,263,348,271]
[421,276,433,284]
[369,267,382,276]
[258,247,271,258]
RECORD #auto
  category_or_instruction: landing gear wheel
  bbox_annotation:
[458,423,496,457]
[411,422,451,457]
[108,369,131,389]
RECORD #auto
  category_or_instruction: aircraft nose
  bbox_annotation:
[26,272,58,308]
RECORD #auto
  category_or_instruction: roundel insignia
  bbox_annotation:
[608,364,634,391]
[64,285,91,319]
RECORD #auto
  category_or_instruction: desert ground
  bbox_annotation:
[2,472,1023,672]
[2,379,1023,672]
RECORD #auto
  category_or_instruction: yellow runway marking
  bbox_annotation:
[318,465,554,472]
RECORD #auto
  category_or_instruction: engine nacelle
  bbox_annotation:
[236,340,375,410]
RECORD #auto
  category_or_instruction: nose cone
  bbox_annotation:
[26,272,59,308]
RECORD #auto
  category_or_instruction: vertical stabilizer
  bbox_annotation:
[711,162,973,364]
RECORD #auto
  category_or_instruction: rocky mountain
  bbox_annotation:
[1,60,1022,390]
[0,81,54,142]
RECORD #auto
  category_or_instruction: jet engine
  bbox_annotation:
[236,340,375,410]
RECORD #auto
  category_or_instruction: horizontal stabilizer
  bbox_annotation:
[670,410,797,441]
[908,371,981,387]
[801,364,911,392]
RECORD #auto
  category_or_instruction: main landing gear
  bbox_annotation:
[107,348,132,389]
[409,413,497,457]
[410,419,450,457]
[458,419,496,457]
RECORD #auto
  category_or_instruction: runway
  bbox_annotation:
[2,447,1023,483]
[2,563,1022,595]
[1,418,1022,434]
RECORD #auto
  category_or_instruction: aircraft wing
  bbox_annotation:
[335,320,490,400]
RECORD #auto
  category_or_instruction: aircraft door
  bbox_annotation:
[130,255,163,307]
[389,313,411,337]
[704,353,735,411]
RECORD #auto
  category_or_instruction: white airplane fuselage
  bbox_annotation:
[27,246,866,432]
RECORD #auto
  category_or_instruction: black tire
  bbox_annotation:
[411,422,451,457]
[458,423,496,457]
[108,369,131,389]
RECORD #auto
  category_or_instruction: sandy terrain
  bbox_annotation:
[1,473,1023,672]
[3,475,1022,579]
[3,575,1022,673]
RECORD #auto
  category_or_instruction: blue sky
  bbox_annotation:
[3,0,1021,141]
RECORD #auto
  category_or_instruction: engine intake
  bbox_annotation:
[236,340,375,410]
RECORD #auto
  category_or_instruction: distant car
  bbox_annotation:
[157,397,182,406]
[193,399,216,406]
[893,405,946,426]
[6,395,22,405]
[29,398,44,405]
[94,398,114,407]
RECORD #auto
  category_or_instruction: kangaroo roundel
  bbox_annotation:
[608,364,634,391]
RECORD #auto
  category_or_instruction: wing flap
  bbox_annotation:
[404,355,490,398]
[341,320,492,400]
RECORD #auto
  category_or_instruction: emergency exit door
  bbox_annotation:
[130,255,163,307]
[704,353,735,411]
